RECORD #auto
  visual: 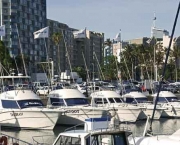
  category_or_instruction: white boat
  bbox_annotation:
[152,91,180,118]
[123,91,165,119]
[90,90,143,122]
[47,89,109,125]
[0,75,64,130]
[129,129,180,145]
[33,117,132,145]
[0,89,63,130]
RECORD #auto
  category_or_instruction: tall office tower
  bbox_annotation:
[0,0,47,74]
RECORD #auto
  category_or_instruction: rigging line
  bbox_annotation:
[82,51,90,83]
[61,30,75,83]
[93,51,105,80]
[0,62,10,75]
[142,54,153,93]
[13,55,19,74]
[43,37,51,87]
[15,24,27,76]
[122,53,132,80]
[150,1,180,131]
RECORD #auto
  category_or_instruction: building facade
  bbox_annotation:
[47,19,74,76]
[0,0,47,74]
[74,29,104,80]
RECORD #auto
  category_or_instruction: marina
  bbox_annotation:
[1,119,180,144]
[0,0,179,144]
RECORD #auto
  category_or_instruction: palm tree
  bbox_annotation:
[169,45,180,81]
[51,32,62,76]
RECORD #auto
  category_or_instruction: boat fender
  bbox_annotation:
[0,136,8,145]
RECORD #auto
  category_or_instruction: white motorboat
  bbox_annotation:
[152,91,180,118]
[129,128,180,145]
[0,89,63,130]
[123,91,165,119]
[0,75,64,130]
[33,117,133,145]
[47,89,109,125]
[90,90,143,122]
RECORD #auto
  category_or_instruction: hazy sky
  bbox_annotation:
[46,0,180,41]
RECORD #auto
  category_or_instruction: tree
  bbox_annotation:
[0,41,13,73]
[51,32,62,76]
[101,55,118,80]
[73,66,86,81]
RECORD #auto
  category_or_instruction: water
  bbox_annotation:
[1,119,180,144]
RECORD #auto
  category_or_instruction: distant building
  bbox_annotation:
[0,0,47,73]
[151,27,169,39]
[47,19,74,76]
[73,29,104,80]
[127,37,150,45]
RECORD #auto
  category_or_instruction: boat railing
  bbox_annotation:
[32,135,56,145]
[0,133,33,145]
[65,122,87,132]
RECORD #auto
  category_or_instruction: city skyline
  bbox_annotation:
[47,0,180,41]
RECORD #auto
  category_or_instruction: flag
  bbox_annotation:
[114,32,121,42]
[73,29,86,38]
[33,27,49,39]
[146,38,152,44]
[0,25,5,36]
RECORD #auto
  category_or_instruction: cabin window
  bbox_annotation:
[125,98,135,103]
[65,98,89,106]
[113,134,127,145]
[114,98,123,103]
[2,100,19,109]
[135,98,147,103]
[54,135,81,145]
[108,98,115,103]
[17,100,44,108]
[94,98,103,104]
[157,97,167,103]
[165,97,178,102]
[50,98,65,106]
[103,98,108,104]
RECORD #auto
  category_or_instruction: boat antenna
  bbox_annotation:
[149,1,180,132]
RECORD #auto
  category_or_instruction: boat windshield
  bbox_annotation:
[17,99,44,108]
[114,98,123,103]
[91,133,128,145]
[135,97,148,103]
[64,98,89,106]
[165,97,178,102]
[158,97,168,103]
[54,135,81,145]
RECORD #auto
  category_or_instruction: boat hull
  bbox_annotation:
[0,108,60,129]
[56,107,109,125]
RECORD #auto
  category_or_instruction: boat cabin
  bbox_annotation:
[152,91,179,103]
[52,117,131,145]
[90,91,124,106]
[47,89,89,107]
[0,90,44,109]
[123,92,148,104]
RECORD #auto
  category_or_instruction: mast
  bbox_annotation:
[150,1,180,132]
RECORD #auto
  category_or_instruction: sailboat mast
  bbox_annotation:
[150,1,180,131]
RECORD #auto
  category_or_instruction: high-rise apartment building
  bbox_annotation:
[74,30,104,80]
[0,0,47,73]
[47,19,74,75]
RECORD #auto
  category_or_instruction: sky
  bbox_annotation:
[46,0,180,41]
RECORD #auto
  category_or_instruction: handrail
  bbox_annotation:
[0,133,33,145]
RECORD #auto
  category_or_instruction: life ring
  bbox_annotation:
[0,136,8,145]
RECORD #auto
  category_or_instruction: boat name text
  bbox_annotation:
[10,112,23,116]
[66,110,79,113]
